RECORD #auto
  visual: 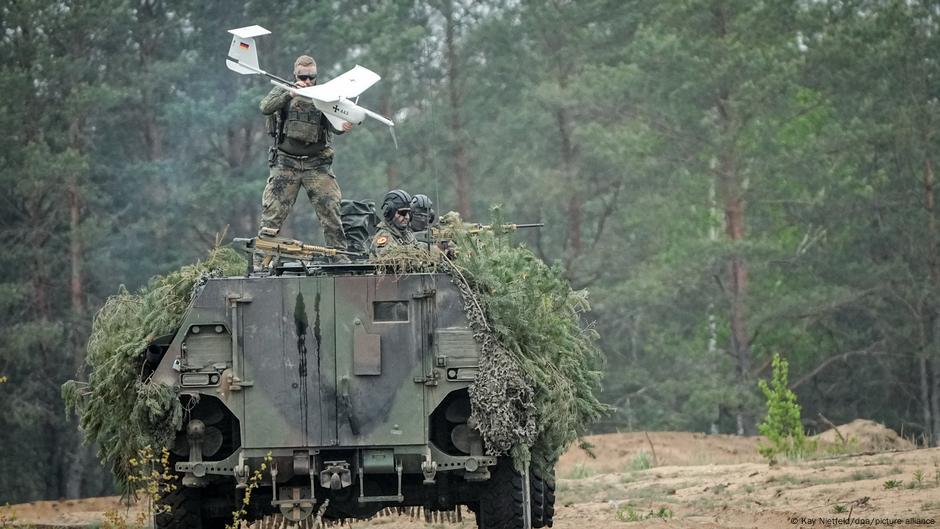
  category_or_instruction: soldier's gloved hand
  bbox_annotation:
[438,240,456,260]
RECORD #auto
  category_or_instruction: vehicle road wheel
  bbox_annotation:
[155,486,203,529]
[476,457,525,529]
[154,486,232,529]
[530,463,555,528]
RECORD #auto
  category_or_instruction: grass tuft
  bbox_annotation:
[630,452,653,471]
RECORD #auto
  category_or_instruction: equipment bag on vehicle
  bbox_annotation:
[340,199,380,254]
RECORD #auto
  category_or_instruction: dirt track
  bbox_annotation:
[6,430,940,528]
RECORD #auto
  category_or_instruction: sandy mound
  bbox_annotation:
[557,431,763,476]
[812,418,914,452]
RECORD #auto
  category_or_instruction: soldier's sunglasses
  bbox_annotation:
[396,209,411,216]
[296,74,317,81]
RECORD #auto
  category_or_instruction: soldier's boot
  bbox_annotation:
[258,227,279,239]
[252,254,275,273]
[253,228,280,272]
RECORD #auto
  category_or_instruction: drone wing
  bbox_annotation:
[225,25,271,75]
[293,65,381,103]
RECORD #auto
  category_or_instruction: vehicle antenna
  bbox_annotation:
[425,39,442,249]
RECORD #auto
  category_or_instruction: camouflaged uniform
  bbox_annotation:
[369,221,417,257]
[259,86,347,249]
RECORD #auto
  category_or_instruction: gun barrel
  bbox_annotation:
[248,235,363,258]
[479,222,545,230]
[300,243,362,257]
[429,222,544,238]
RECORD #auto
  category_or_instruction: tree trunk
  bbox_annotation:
[931,354,940,446]
[143,99,163,161]
[443,0,470,218]
[926,156,938,284]
[717,104,754,435]
[713,0,755,436]
[556,106,581,268]
[138,0,163,163]
[924,154,938,446]
[65,121,89,498]
[68,178,86,373]
[921,354,932,445]
[538,12,581,271]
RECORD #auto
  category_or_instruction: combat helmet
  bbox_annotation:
[409,194,437,232]
[381,189,412,228]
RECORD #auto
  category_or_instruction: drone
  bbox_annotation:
[225,25,396,146]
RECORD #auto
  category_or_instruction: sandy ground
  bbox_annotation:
[5,427,940,529]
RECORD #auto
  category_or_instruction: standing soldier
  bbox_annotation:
[259,55,353,261]
[370,189,418,257]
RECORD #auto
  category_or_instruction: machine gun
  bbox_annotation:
[235,228,362,272]
[414,222,544,252]
[418,222,543,241]
[460,222,544,234]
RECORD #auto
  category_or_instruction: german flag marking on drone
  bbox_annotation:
[239,42,250,49]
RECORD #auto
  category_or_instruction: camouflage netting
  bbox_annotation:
[451,271,538,457]
[62,247,245,488]
[369,244,442,273]
[377,211,609,473]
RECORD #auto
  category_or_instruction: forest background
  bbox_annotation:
[2,0,939,503]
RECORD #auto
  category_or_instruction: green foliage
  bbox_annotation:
[447,209,610,472]
[616,505,643,523]
[630,452,653,471]
[883,479,903,490]
[757,354,811,460]
[98,445,179,529]
[850,469,877,481]
[228,453,272,529]
[821,436,861,456]
[616,504,673,523]
[62,247,244,488]
[564,463,596,480]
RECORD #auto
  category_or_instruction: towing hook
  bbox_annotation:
[320,461,352,490]
[421,460,438,484]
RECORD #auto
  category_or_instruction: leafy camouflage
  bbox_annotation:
[61,248,245,488]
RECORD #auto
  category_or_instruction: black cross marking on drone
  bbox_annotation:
[332,105,340,113]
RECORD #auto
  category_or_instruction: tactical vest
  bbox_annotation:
[283,98,329,144]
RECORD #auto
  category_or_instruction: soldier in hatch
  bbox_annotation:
[409,194,459,258]
[259,55,352,260]
[370,189,418,257]
[408,194,437,232]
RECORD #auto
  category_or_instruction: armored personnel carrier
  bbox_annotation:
[145,246,556,529]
